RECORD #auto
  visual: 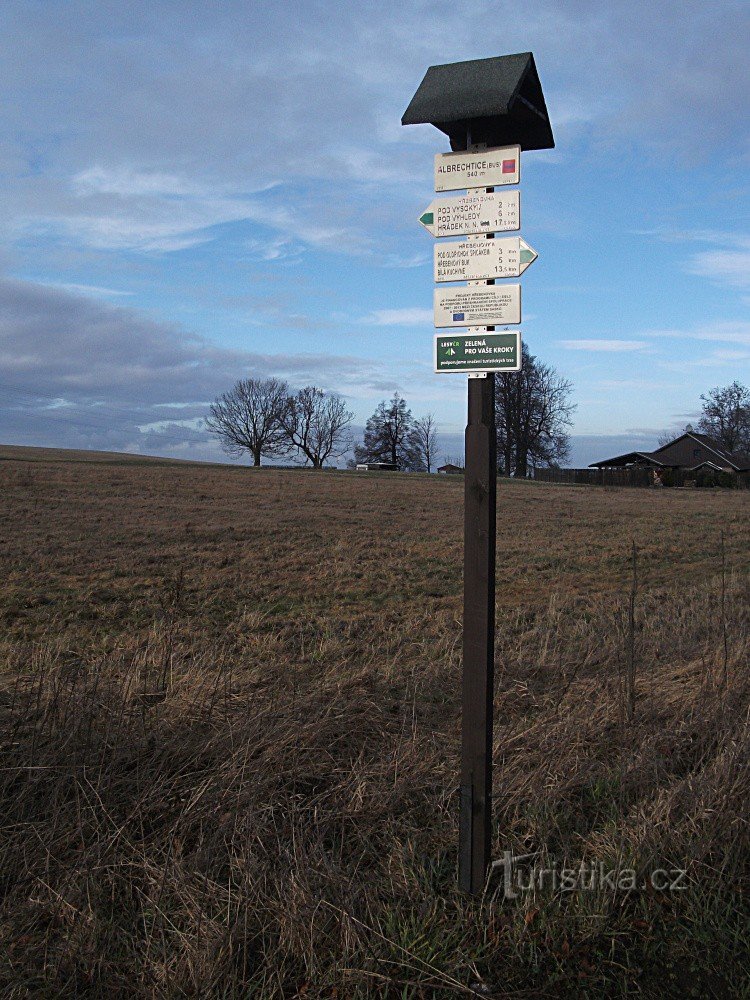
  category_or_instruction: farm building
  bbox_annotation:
[590,431,750,480]
[437,463,464,474]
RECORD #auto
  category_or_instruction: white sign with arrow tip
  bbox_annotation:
[434,236,537,282]
[419,190,520,238]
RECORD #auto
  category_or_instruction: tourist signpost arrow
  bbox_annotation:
[418,190,520,237]
[435,236,537,282]
[434,283,521,327]
[434,143,520,191]
[435,331,521,373]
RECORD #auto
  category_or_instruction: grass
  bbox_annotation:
[0,449,749,997]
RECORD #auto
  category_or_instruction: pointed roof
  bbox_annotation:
[653,432,750,471]
[589,451,664,469]
[401,53,554,151]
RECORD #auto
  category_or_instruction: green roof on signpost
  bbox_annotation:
[401,52,554,151]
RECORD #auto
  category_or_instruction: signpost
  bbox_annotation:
[434,284,521,328]
[403,52,554,897]
[435,332,521,373]
[434,144,520,191]
[435,237,537,282]
[419,190,520,237]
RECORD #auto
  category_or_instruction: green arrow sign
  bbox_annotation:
[434,332,521,374]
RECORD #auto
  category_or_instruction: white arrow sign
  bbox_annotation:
[434,284,521,328]
[419,191,520,238]
[434,237,538,282]
[434,144,520,192]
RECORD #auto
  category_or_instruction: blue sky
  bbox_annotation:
[1,0,748,466]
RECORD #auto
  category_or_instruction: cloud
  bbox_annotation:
[647,321,750,347]
[365,308,433,326]
[0,276,406,454]
[560,339,648,351]
[686,249,750,289]
[1,0,747,267]
[35,281,135,298]
[633,230,750,291]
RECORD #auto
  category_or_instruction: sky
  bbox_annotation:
[0,0,748,467]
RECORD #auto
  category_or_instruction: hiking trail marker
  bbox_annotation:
[403,52,554,897]
[435,236,537,282]
[419,190,520,237]
[434,144,520,191]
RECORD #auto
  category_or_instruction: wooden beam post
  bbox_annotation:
[458,323,496,896]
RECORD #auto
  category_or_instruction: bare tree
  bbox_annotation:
[697,381,750,453]
[409,413,439,473]
[282,386,353,468]
[205,377,289,466]
[495,345,575,477]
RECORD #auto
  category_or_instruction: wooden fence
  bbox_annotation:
[533,467,651,487]
[532,467,749,489]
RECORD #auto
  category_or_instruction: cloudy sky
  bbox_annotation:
[1,0,748,465]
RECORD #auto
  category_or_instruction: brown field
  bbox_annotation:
[1,450,749,997]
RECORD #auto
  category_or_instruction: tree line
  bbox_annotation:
[206,345,576,474]
[206,379,354,468]
[206,378,442,471]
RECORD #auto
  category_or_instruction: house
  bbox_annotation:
[437,463,464,475]
[355,462,398,472]
[590,431,750,479]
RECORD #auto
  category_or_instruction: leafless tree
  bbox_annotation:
[495,345,575,477]
[205,377,289,466]
[282,386,353,468]
[409,413,439,473]
[697,381,750,453]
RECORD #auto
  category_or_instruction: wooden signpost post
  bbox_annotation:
[403,53,555,896]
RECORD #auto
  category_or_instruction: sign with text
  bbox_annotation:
[435,237,538,282]
[434,331,521,373]
[434,283,521,328]
[419,191,520,238]
[434,145,521,191]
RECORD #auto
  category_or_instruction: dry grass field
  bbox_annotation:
[1,449,749,997]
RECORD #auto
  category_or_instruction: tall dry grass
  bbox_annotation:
[1,563,748,997]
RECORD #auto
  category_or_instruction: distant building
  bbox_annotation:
[590,431,750,478]
[356,462,398,472]
[437,463,464,475]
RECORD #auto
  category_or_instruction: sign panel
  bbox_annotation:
[434,284,521,328]
[435,237,537,282]
[435,332,521,373]
[434,145,521,192]
[419,191,520,238]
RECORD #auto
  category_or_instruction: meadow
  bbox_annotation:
[0,448,748,997]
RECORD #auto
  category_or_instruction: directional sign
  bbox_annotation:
[435,332,521,373]
[419,191,520,238]
[434,145,520,192]
[434,284,521,328]
[435,237,537,282]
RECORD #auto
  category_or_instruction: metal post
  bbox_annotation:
[458,132,497,895]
